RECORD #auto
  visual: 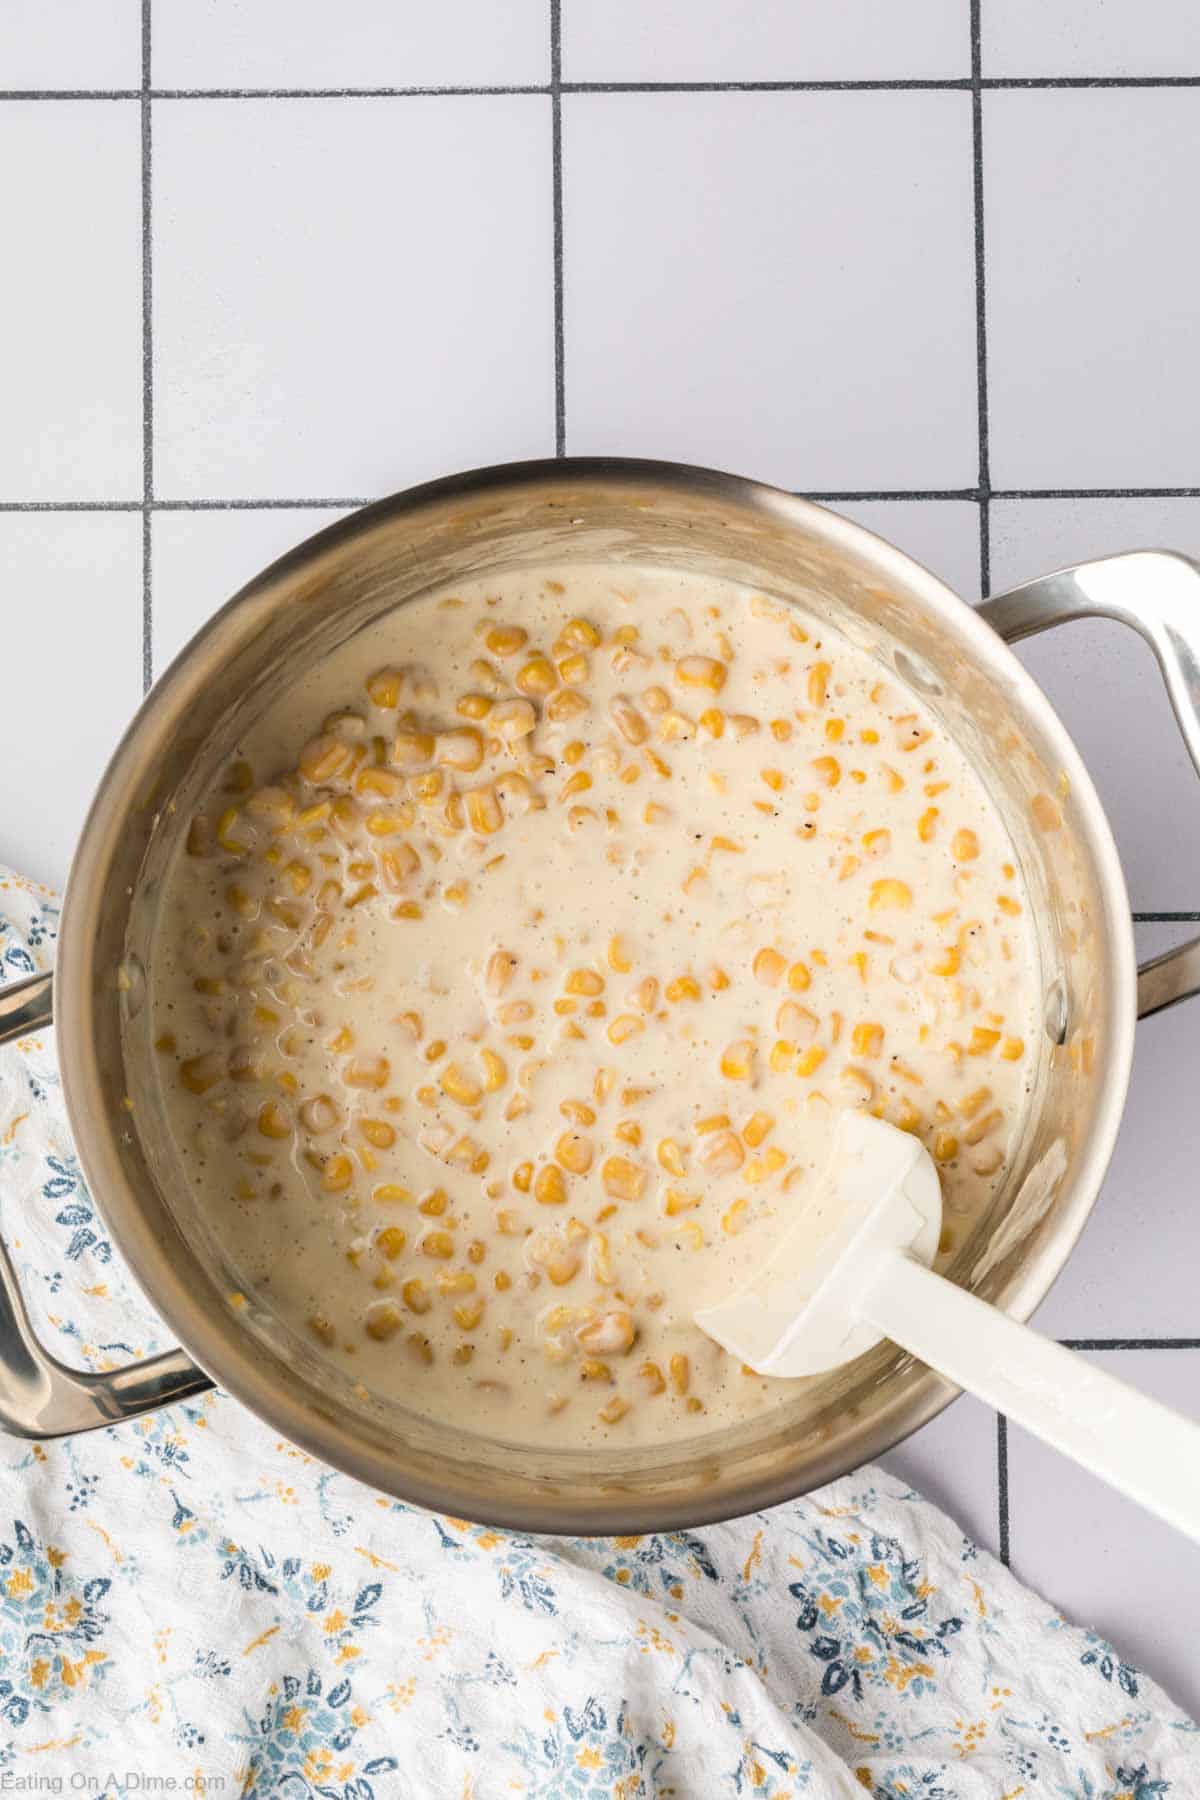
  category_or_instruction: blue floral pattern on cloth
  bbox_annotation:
[0,870,1194,1796]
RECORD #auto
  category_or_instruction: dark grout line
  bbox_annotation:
[141,0,153,694]
[0,89,142,100]
[153,497,369,511]
[151,84,551,99]
[8,77,1200,103]
[994,486,1200,500]
[1132,912,1200,922]
[1061,1338,1200,1350]
[0,500,143,512]
[996,1414,1010,1566]
[970,0,991,602]
[800,488,981,503]
[560,79,973,92]
[987,75,1200,88]
[550,0,566,458]
[6,487,1200,515]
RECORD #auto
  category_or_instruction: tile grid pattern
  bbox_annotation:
[2,8,1199,1638]
[141,0,153,691]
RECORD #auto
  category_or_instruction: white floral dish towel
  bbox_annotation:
[0,868,1194,1798]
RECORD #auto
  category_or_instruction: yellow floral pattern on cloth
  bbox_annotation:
[0,868,1195,1797]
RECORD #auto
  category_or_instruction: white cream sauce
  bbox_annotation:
[150,566,1039,1446]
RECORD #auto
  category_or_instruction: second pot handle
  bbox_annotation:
[979,550,1200,1022]
[0,969,214,1437]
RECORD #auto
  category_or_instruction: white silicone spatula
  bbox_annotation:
[696,1111,1200,1540]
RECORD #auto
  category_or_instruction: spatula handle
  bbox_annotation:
[863,1253,1200,1542]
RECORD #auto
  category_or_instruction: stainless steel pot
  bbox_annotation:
[3,459,1199,1534]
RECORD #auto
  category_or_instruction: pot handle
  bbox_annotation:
[978,550,1200,1022]
[0,970,214,1438]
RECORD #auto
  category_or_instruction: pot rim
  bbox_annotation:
[54,456,1136,1531]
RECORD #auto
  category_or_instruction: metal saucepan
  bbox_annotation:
[2,459,1198,1532]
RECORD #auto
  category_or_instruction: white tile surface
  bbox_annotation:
[0,0,140,89]
[4,8,1200,1706]
[984,1,1200,79]
[986,91,1200,488]
[153,98,555,500]
[1006,1348,1200,1722]
[990,499,1200,909]
[153,0,548,90]
[881,1390,1001,1558]
[563,91,978,488]
[152,507,350,674]
[830,498,982,602]
[563,0,968,82]
[0,103,142,500]
[0,515,141,889]
[1032,923,1200,1340]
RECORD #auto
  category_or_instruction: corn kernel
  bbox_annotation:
[643,1140,686,1188]
[402,1279,432,1314]
[257,1100,291,1140]
[435,727,484,773]
[555,1131,594,1175]
[535,1163,568,1206]
[638,1361,666,1396]
[963,1108,1003,1147]
[869,878,913,911]
[376,1225,407,1261]
[694,1112,730,1135]
[794,1046,826,1078]
[392,728,435,767]
[373,1183,412,1206]
[559,770,592,803]
[561,616,601,649]
[439,1063,482,1107]
[577,1309,636,1356]
[484,624,528,657]
[516,653,557,697]
[180,1052,223,1095]
[365,1302,402,1342]
[665,974,702,1003]
[744,1147,786,1184]
[366,666,405,708]
[953,828,980,861]
[674,655,726,692]
[601,1156,647,1201]
[968,1026,1001,1056]
[740,1111,773,1149]
[753,947,787,987]
[722,1197,750,1234]
[699,1130,744,1176]
[720,1040,755,1081]
[851,1022,884,1058]
[345,1055,390,1090]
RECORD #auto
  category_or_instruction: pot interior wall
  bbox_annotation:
[69,466,1125,1528]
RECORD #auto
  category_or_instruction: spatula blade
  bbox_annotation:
[695,1112,942,1378]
